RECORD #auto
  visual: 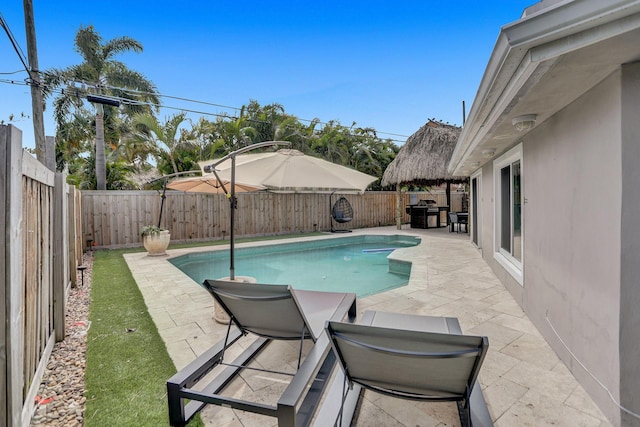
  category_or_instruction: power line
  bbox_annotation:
[95,79,410,141]
[2,20,411,143]
[0,69,27,75]
[0,75,411,143]
[0,13,30,73]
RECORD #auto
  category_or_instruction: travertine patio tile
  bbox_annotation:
[353,397,405,427]
[199,406,242,427]
[147,308,176,331]
[490,312,542,336]
[483,377,529,420]
[480,348,521,386]
[364,295,420,314]
[170,305,215,326]
[186,333,220,356]
[430,284,469,300]
[481,289,518,305]
[137,292,180,309]
[449,296,493,312]
[468,319,524,347]
[489,299,527,318]
[124,227,611,427]
[167,339,196,371]
[564,382,610,422]
[367,392,452,427]
[455,308,502,332]
[196,317,221,335]
[501,333,561,370]
[496,389,604,427]
[404,289,454,308]
[503,360,577,401]
[161,322,205,344]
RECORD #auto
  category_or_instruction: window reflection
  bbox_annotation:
[512,161,521,261]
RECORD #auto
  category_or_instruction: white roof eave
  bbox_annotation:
[449,0,640,175]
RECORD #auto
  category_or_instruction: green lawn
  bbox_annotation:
[84,234,322,426]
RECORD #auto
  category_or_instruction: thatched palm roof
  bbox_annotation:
[382,120,467,187]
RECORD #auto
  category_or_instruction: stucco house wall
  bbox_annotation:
[619,61,640,427]
[475,65,640,425]
[522,70,622,423]
[448,0,640,423]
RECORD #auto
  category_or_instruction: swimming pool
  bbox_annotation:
[170,235,420,297]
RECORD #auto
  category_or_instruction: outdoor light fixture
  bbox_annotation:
[86,95,121,107]
[512,114,537,132]
[482,149,495,158]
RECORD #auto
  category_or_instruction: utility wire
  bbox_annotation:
[0,69,27,75]
[2,23,412,142]
[93,78,411,140]
[0,13,30,73]
[1,74,411,143]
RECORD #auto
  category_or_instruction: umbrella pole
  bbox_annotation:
[158,178,167,228]
[203,141,291,282]
[229,156,236,281]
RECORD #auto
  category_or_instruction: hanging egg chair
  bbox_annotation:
[331,194,354,233]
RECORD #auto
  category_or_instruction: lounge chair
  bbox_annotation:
[167,280,357,427]
[316,311,492,427]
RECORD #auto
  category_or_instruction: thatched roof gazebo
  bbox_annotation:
[382,120,468,229]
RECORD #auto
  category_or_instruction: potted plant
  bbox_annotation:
[141,225,170,256]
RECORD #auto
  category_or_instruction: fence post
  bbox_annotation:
[53,173,68,341]
[67,186,81,287]
[1,125,25,426]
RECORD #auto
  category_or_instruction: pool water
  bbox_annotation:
[170,235,420,297]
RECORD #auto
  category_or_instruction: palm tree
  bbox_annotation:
[311,120,350,164]
[217,113,258,152]
[44,25,159,189]
[182,117,227,161]
[133,112,191,175]
[54,109,94,171]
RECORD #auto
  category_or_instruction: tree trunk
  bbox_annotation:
[95,108,107,190]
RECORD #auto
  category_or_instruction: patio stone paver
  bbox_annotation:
[123,226,612,426]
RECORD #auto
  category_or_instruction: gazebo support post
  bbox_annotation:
[396,184,402,230]
[446,181,451,226]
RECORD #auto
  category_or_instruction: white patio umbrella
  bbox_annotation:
[172,143,377,280]
[201,148,377,194]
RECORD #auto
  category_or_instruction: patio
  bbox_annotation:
[124,226,611,426]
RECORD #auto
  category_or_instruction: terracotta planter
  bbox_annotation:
[143,230,170,256]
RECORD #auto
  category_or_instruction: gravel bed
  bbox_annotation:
[30,252,93,427]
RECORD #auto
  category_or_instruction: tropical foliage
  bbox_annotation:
[46,28,401,190]
[43,25,159,189]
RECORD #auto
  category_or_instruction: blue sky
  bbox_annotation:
[1,1,534,149]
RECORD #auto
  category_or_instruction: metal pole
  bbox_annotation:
[230,155,236,281]
[203,141,291,281]
[158,179,167,228]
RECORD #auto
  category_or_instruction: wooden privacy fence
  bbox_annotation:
[81,189,466,248]
[1,125,82,427]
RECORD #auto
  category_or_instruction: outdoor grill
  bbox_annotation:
[407,199,445,229]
